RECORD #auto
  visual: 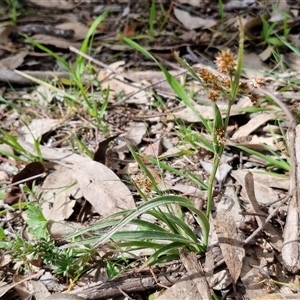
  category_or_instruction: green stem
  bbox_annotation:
[206,147,223,217]
[206,18,244,218]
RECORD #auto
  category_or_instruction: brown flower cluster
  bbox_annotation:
[215,126,226,146]
[215,49,236,74]
[198,49,264,104]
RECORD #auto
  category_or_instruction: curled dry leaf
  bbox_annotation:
[93,135,118,165]
[4,162,45,205]
[214,212,245,286]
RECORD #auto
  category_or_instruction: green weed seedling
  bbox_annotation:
[1,200,96,282]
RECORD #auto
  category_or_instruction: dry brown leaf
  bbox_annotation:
[30,34,80,49]
[101,77,150,104]
[173,8,217,29]
[142,140,163,158]
[177,0,202,7]
[284,52,300,70]
[72,160,136,216]
[126,122,147,146]
[0,271,44,298]
[214,212,245,285]
[20,118,60,144]
[0,25,17,46]
[4,162,45,205]
[31,280,51,300]
[154,276,204,300]
[231,170,287,205]
[200,154,234,183]
[40,272,65,293]
[0,254,11,268]
[240,246,277,299]
[244,172,282,251]
[159,142,192,158]
[17,140,90,164]
[97,61,151,104]
[56,22,89,40]
[229,134,284,151]
[200,159,232,183]
[209,270,232,290]
[162,184,206,198]
[126,70,182,95]
[45,293,85,300]
[282,125,300,273]
[0,51,28,70]
[13,273,35,299]
[47,221,85,239]
[41,165,80,221]
[269,0,290,22]
[231,170,289,190]
[28,0,74,9]
[215,185,242,223]
[93,135,118,165]
[156,250,212,300]
[29,85,58,106]
[225,0,255,10]
[173,97,252,122]
[259,45,274,62]
[232,113,276,140]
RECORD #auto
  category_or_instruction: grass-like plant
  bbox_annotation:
[121,20,247,218]
[65,194,210,266]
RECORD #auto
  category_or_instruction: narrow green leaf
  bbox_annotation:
[234,145,290,171]
[93,195,209,249]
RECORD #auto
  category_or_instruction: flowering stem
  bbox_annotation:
[206,18,245,218]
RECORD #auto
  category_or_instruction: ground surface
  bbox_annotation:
[1,0,300,300]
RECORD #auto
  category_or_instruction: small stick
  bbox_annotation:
[244,194,291,245]
[0,172,46,191]
[242,86,297,245]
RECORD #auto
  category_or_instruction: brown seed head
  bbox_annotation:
[199,68,219,84]
[249,92,260,104]
[239,81,250,94]
[208,90,221,102]
[252,78,266,88]
[215,50,236,74]
[215,126,226,145]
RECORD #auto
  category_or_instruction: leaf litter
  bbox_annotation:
[1,0,300,299]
